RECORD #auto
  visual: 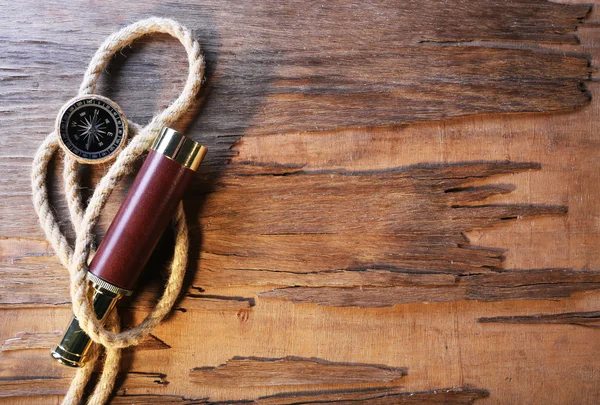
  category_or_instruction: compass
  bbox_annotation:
[55,95,128,164]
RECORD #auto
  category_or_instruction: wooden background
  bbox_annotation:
[1,0,600,403]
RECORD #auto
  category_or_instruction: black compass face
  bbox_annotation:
[57,97,127,162]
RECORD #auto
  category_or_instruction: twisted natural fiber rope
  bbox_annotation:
[31,17,205,405]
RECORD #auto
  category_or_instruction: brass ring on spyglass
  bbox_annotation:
[55,95,128,164]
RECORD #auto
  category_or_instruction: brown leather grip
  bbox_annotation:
[89,149,195,290]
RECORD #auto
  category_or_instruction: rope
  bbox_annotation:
[30,17,205,404]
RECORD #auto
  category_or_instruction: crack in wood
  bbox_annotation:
[186,293,256,308]
[478,310,600,328]
[189,356,407,388]
[113,372,170,396]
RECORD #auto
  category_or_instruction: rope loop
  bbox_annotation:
[31,17,204,405]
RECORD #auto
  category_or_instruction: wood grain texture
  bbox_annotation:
[189,356,406,387]
[105,386,488,405]
[0,0,593,185]
[1,163,582,309]
[2,0,600,404]
[0,371,169,399]
[246,387,489,405]
[0,331,63,352]
[259,269,600,307]
[0,331,170,352]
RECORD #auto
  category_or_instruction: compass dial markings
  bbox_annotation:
[57,96,127,163]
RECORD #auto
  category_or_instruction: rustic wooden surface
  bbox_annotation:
[2,0,600,403]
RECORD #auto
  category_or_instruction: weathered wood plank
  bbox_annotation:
[0,331,62,352]
[0,0,592,171]
[195,162,562,275]
[0,371,169,398]
[2,0,591,49]
[1,291,598,404]
[0,386,489,404]
[0,42,592,165]
[0,331,170,352]
[0,162,576,309]
[189,356,406,387]
[5,251,600,308]
[259,269,600,307]
[0,376,70,398]
[247,387,489,405]
[109,395,204,405]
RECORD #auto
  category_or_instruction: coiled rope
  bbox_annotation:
[30,17,204,404]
